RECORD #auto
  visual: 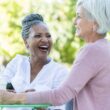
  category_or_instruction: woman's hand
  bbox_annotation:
[0,89,13,104]
[0,89,4,104]
[7,89,16,93]
[0,89,26,104]
[25,89,35,92]
[0,89,36,104]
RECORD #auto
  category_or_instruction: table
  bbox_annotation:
[0,104,50,110]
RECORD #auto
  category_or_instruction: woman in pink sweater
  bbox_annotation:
[1,0,110,110]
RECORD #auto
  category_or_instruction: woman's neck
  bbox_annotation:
[29,57,48,82]
[85,33,105,43]
[29,56,47,67]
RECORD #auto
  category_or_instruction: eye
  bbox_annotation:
[76,15,81,19]
[46,34,51,38]
[34,34,41,38]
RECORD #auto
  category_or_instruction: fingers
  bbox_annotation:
[0,90,26,104]
[7,89,16,93]
[25,89,36,92]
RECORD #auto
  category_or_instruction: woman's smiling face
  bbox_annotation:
[74,6,94,40]
[25,22,52,59]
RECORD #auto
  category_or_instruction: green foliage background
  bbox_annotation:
[0,0,84,66]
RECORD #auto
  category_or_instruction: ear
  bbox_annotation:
[93,21,98,32]
[23,39,29,49]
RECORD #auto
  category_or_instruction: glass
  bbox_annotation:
[0,104,50,110]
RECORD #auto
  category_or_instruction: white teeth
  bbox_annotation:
[40,46,48,48]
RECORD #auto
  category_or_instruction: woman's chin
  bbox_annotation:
[75,33,84,40]
[38,54,48,60]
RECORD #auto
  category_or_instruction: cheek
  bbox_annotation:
[48,40,52,54]
[49,39,52,46]
[50,40,53,47]
[29,40,38,50]
[78,20,85,28]
[79,21,92,31]
[84,23,93,34]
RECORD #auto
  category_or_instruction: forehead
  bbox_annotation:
[30,22,50,33]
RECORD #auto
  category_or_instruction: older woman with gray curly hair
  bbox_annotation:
[1,0,110,110]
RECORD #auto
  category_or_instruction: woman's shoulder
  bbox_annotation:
[82,42,103,54]
[83,39,108,51]
[78,39,108,60]
[11,54,28,63]
[14,54,29,60]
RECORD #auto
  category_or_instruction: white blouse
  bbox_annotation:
[1,55,68,110]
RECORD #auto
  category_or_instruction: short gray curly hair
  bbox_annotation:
[77,0,110,34]
[21,13,44,39]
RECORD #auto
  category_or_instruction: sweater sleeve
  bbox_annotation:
[26,44,103,105]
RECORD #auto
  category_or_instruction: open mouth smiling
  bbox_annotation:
[38,45,49,52]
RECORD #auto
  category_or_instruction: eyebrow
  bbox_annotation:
[34,32,51,35]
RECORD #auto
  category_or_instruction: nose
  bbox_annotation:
[41,36,48,42]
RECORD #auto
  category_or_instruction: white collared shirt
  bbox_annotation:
[1,55,69,110]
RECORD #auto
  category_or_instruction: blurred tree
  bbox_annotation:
[0,0,27,65]
[0,0,84,66]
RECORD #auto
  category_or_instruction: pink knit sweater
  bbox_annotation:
[26,38,110,110]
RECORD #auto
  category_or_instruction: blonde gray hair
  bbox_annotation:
[77,0,110,34]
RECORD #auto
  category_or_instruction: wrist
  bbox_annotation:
[15,93,27,104]
[0,90,27,104]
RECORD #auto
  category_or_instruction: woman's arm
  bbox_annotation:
[0,45,103,106]
[24,45,103,105]
[0,90,26,104]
